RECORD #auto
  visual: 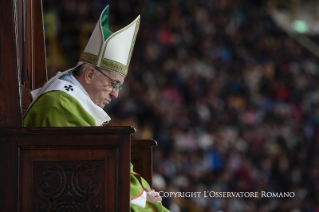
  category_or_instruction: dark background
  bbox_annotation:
[43,0,319,211]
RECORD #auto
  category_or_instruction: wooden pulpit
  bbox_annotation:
[0,127,134,211]
[0,0,157,211]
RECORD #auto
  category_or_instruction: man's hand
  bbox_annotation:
[145,188,162,203]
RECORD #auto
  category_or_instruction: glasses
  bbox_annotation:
[94,67,122,92]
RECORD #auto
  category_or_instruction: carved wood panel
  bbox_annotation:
[34,162,104,212]
[21,148,116,212]
[4,127,136,212]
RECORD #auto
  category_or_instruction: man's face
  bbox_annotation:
[88,68,124,108]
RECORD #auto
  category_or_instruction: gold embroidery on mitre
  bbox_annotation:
[101,59,128,77]
[79,52,98,65]
[100,17,140,77]
[126,18,140,74]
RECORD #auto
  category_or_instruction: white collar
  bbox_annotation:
[39,79,111,125]
[26,67,76,117]
[59,72,90,97]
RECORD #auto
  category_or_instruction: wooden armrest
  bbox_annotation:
[131,139,157,186]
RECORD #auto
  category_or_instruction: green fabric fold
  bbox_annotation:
[24,91,96,127]
[130,164,171,212]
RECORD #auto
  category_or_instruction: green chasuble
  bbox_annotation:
[24,91,96,127]
[24,91,170,212]
[131,164,170,212]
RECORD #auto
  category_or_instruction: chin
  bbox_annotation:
[95,103,105,108]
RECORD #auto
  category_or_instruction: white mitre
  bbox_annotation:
[79,5,140,77]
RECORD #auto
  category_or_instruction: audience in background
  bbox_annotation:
[43,0,319,211]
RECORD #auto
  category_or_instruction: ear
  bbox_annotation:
[83,67,95,85]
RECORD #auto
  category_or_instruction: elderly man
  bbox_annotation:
[24,5,170,212]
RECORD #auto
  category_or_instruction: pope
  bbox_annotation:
[24,5,170,212]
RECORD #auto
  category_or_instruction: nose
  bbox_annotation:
[110,89,119,98]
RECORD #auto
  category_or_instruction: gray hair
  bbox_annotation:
[72,63,99,77]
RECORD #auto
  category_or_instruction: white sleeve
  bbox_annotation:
[131,190,147,208]
[30,87,42,102]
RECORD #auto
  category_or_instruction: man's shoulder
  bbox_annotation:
[35,91,79,106]
[27,91,83,116]
[24,90,96,127]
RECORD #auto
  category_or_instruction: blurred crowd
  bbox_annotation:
[43,0,319,211]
